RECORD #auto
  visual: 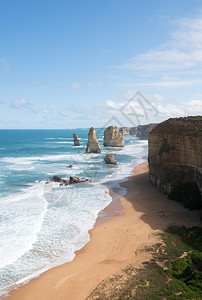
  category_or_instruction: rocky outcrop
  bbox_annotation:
[136,123,158,139]
[103,126,124,147]
[148,116,202,195]
[86,127,101,153]
[104,154,117,165]
[130,127,137,135]
[51,176,69,186]
[69,176,89,184]
[73,133,80,146]
[51,175,89,186]
[119,127,130,135]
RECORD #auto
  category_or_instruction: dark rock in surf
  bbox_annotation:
[104,154,117,165]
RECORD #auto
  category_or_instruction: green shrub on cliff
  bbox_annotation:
[87,226,202,300]
[168,182,201,210]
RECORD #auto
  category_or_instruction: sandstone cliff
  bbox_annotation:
[137,123,158,139]
[148,117,202,196]
[130,127,137,135]
[86,127,101,153]
[73,133,80,146]
[119,127,130,135]
[103,126,124,147]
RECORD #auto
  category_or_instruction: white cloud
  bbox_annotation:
[118,15,202,79]
[71,82,80,89]
[11,98,29,109]
[42,106,51,114]
[104,94,202,125]
[157,99,202,119]
[137,78,202,88]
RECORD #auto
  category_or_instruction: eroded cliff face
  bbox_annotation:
[137,123,158,139]
[148,117,202,195]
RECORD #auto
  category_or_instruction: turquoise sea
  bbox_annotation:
[0,129,148,296]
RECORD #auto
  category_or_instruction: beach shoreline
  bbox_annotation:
[6,162,202,300]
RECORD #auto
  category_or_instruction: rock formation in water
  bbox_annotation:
[104,154,117,165]
[86,127,101,153]
[51,176,69,186]
[130,127,137,135]
[119,127,130,135]
[73,133,80,146]
[148,116,202,196]
[103,126,124,147]
[69,176,89,184]
[51,175,89,186]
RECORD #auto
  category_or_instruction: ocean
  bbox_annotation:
[0,129,148,297]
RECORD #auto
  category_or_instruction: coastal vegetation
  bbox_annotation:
[168,183,201,210]
[87,226,202,299]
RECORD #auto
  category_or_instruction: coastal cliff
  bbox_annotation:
[119,127,130,135]
[137,123,158,139]
[148,117,202,198]
[130,124,157,139]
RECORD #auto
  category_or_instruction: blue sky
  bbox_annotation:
[0,0,202,128]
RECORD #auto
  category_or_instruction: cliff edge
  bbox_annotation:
[148,116,202,198]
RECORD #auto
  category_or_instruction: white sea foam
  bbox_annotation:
[0,184,48,269]
[0,181,112,295]
[1,153,102,165]
[0,133,148,296]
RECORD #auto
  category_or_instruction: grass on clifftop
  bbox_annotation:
[177,116,202,121]
[87,226,202,300]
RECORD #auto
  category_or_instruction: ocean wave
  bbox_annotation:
[1,153,102,165]
[0,184,48,269]
[0,130,148,296]
[0,182,112,295]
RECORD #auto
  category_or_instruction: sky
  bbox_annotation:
[0,0,202,129]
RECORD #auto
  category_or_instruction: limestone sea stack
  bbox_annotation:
[103,126,124,147]
[104,154,117,165]
[119,127,130,135]
[73,133,80,146]
[148,116,202,195]
[86,127,101,153]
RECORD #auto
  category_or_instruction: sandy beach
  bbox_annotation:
[7,162,201,300]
